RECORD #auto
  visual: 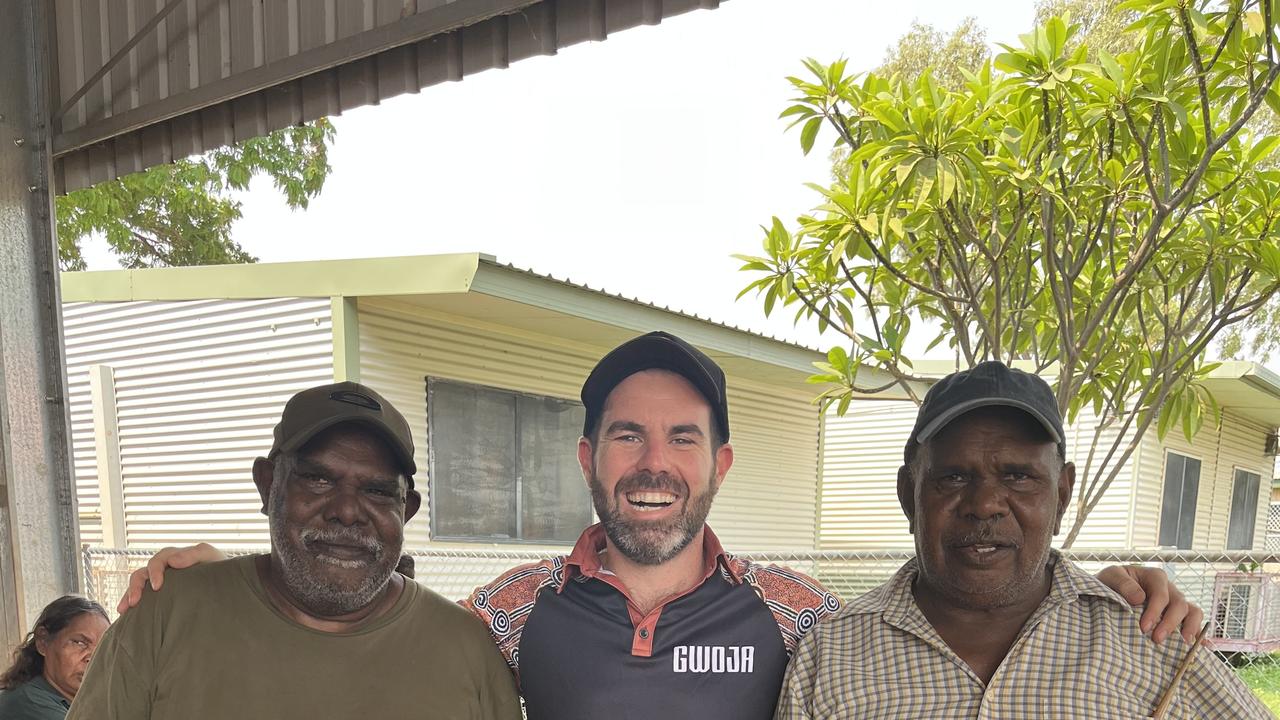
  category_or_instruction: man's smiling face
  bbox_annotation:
[259,424,419,616]
[579,369,733,565]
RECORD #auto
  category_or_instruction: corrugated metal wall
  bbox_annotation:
[818,400,914,550]
[1145,411,1272,551]
[720,377,819,550]
[52,0,725,190]
[1055,408,1141,549]
[358,297,820,551]
[63,304,104,546]
[63,298,333,547]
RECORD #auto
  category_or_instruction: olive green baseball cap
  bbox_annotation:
[269,381,417,485]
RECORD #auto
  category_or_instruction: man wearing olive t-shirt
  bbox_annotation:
[67,383,519,720]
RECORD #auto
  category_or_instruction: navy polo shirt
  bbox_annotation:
[464,525,841,719]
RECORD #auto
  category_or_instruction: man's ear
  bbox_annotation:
[1054,461,1076,535]
[897,465,916,534]
[577,436,594,485]
[252,457,274,515]
[33,627,49,657]
[404,488,422,523]
[712,442,734,491]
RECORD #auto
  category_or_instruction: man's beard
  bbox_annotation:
[269,480,401,616]
[589,467,718,566]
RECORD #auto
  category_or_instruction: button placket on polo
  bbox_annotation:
[631,610,661,657]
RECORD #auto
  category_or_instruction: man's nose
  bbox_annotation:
[324,485,368,525]
[959,478,1009,520]
[637,439,675,475]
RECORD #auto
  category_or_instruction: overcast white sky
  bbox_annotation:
[84,0,1037,350]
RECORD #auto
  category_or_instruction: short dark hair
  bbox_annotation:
[0,595,108,689]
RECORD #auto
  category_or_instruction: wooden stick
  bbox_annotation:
[1152,622,1212,719]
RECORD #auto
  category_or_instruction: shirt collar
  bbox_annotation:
[28,675,71,708]
[1043,549,1133,608]
[559,522,742,591]
[847,550,1129,627]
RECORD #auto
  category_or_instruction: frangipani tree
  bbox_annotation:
[740,1,1280,546]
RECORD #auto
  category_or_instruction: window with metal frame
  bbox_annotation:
[426,378,592,543]
[1227,468,1263,550]
[1158,451,1201,549]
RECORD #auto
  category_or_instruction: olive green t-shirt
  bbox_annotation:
[65,555,520,720]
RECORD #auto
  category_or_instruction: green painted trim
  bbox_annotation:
[60,253,482,302]
[331,296,360,383]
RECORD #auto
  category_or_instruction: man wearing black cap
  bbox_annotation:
[775,362,1267,718]
[457,332,840,719]
[68,382,520,720]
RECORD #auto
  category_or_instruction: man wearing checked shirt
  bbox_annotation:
[120,336,1206,718]
[776,361,1270,719]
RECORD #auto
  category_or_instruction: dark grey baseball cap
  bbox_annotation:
[581,331,730,443]
[907,361,1064,461]
[269,381,416,485]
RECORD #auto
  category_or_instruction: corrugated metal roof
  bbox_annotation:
[61,251,829,355]
[51,0,726,191]
[476,256,827,353]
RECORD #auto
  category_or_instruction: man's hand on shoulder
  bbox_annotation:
[1096,564,1204,644]
[117,542,227,614]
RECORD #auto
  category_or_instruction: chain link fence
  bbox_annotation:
[1268,501,1280,552]
[82,545,1280,671]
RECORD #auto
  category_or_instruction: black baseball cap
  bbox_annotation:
[269,381,417,485]
[907,361,1064,461]
[581,331,730,443]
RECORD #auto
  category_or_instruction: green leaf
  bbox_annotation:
[1267,84,1280,118]
[779,104,814,119]
[1245,11,1265,36]
[828,345,850,370]
[1098,50,1125,88]
[800,117,823,156]
[1250,136,1280,164]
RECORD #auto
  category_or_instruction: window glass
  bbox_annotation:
[428,379,591,543]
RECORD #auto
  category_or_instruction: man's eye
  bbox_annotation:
[297,474,332,488]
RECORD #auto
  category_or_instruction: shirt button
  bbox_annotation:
[639,628,649,639]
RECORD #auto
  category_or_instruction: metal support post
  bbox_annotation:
[0,0,82,649]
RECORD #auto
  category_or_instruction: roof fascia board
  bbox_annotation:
[60,254,481,302]
[1234,364,1280,401]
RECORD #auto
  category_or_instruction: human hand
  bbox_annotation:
[1096,564,1204,644]
[116,542,227,614]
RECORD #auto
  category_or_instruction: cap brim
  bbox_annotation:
[275,415,418,482]
[915,398,1063,445]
